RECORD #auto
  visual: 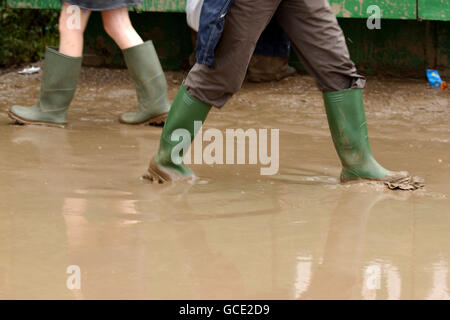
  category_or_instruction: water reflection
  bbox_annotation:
[1,71,450,299]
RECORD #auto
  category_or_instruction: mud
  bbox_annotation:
[385,174,425,190]
[0,67,449,299]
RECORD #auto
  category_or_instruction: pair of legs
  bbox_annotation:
[146,0,417,188]
[185,0,364,106]
[59,2,142,57]
[9,2,170,126]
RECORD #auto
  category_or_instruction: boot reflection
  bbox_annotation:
[0,126,71,299]
[303,191,409,299]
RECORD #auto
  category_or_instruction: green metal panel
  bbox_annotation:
[82,12,192,70]
[137,0,185,12]
[5,0,61,9]
[418,0,450,21]
[4,0,186,11]
[7,0,450,21]
[328,0,416,19]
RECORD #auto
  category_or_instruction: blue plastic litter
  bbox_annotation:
[426,69,443,88]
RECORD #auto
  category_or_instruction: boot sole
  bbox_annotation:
[143,165,169,184]
[143,157,194,184]
[119,112,168,126]
[8,111,66,128]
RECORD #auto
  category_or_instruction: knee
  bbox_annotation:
[102,19,118,39]
[102,15,129,40]
[185,64,243,107]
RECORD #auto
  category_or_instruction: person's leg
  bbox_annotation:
[9,2,90,127]
[145,0,282,183]
[276,0,363,92]
[101,7,143,49]
[248,19,296,83]
[275,0,411,184]
[59,2,91,56]
[184,0,282,107]
[101,8,170,125]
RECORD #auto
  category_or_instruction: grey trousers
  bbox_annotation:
[184,0,365,108]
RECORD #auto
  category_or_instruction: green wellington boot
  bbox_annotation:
[323,88,410,183]
[119,41,171,125]
[144,84,211,183]
[8,47,82,127]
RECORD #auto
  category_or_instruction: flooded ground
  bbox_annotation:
[0,66,449,299]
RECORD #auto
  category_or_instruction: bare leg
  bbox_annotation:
[59,2,91,57]
[8,2,88,126]
[101,7,143,50]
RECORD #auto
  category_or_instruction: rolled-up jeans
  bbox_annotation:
[185,0,365,108]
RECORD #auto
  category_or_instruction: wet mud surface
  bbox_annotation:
[0,67,449,299]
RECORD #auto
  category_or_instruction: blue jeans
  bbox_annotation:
[253,19,290,58]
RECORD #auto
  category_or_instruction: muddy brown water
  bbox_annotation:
[0,67,449,299]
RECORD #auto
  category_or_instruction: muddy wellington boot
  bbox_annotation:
[323,88,413,185]
[119,41,171,125]
[8,47,82,127]
[144,84,211,183]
